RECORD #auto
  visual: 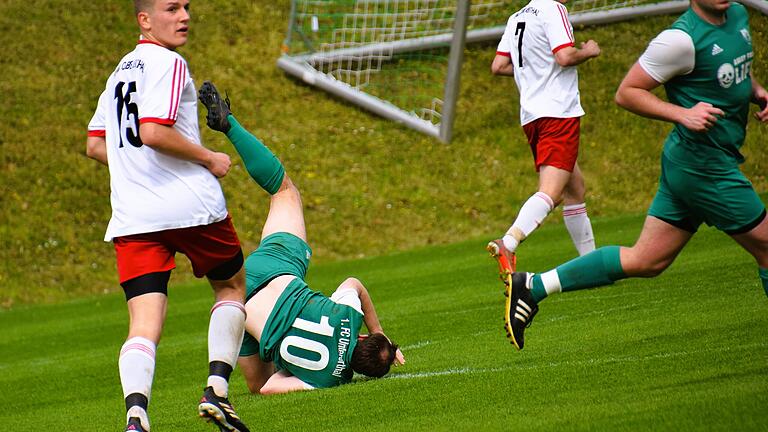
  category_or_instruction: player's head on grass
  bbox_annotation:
[134,0,191,50]
[351,333,399,378]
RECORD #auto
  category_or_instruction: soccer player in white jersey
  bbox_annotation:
[85,1,250,431]
[486,0,601,325]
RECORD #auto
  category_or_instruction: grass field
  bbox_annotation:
[2,214,767,431]
[1,1,767,307]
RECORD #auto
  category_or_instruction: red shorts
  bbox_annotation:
[522,117,580,172]
[114,216,242,283]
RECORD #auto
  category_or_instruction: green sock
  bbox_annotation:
[760,268,768,297]
[531,246,626,302]
[225,115,285,194]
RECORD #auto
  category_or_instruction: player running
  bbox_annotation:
[86,1,250,431]
[487,0,602,282]
[499,0,768,350]
[197,82,405,395]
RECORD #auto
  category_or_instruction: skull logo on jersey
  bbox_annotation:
[740,28,751,44]
[717,63,735,88]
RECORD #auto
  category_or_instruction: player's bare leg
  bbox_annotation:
[260,175,306,242]
[121,291,168,431]
[496,165,569,256]
[619,216,692,277]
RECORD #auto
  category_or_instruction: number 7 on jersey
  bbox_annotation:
[515,22,526,67]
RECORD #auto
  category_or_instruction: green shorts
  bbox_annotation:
[648,155,766,234]
[240,232,312,357]
[244,232,312,301]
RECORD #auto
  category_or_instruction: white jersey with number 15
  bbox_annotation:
[497,0,585,126]
[88,39,228,242]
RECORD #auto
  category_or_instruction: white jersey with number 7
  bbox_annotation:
[497,0,585,126]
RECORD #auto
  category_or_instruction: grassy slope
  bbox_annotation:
[0,1,766,307]
[1,215,766,431]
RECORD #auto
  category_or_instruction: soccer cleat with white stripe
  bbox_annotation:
[198,81,233,133]
[486,239,516,290]
[198,386,250,432]
[504,272,538,350]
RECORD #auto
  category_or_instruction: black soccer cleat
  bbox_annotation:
[198,386,250,432]
[504,272,539,350]
[124,417,146,432]
[198,81,232,133]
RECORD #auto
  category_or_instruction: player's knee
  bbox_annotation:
[274,175,302,203]
[343,277,362,286]
[637,260,670,277]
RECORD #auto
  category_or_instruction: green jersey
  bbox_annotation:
[663,3,754,170]
[259,278,364,388]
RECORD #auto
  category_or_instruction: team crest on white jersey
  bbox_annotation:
[717,63,735,88]
[740,28,751,43]
[711,44,723,56]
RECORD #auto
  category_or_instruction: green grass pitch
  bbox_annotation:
[2,214,766,431]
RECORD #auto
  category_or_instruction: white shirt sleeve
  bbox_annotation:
[496,16,514,55]
[139,53,189,125]
[87,89,108,136]
[330,287,363,315]
[638,29,695,84]
[545,3,575,53]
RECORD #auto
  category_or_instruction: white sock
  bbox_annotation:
[563,203,595,256]
[503,192,554,252]
[207,301,246,397]
[119,336,155,430]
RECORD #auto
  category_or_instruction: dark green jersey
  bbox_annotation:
[664,3,754,170]
[259,278,364,388]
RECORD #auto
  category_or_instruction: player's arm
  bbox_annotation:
[492,17,515,76]
[491,53,514,76]
[86,90,108,165]
[615,29,723,132]
[615,63,724,133]
[258,370,314,395]
[86,136,108,165]
[335,277,384,334]
[334,278,405,365]
[553,40,600,67]
[750,71,768,122]
[139,122,232,177]
[237,354,275,394]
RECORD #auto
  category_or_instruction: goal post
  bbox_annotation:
[277,0,767,143]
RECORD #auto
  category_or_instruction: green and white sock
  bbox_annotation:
[225,115,285,194]
[530,246,626,302]
[760,268,768,297]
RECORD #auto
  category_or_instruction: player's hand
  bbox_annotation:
[580,40,600,58]
[393,348,405,366]
[206,151,232,177]
[753,86,768,122]
[680,102,724,132]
